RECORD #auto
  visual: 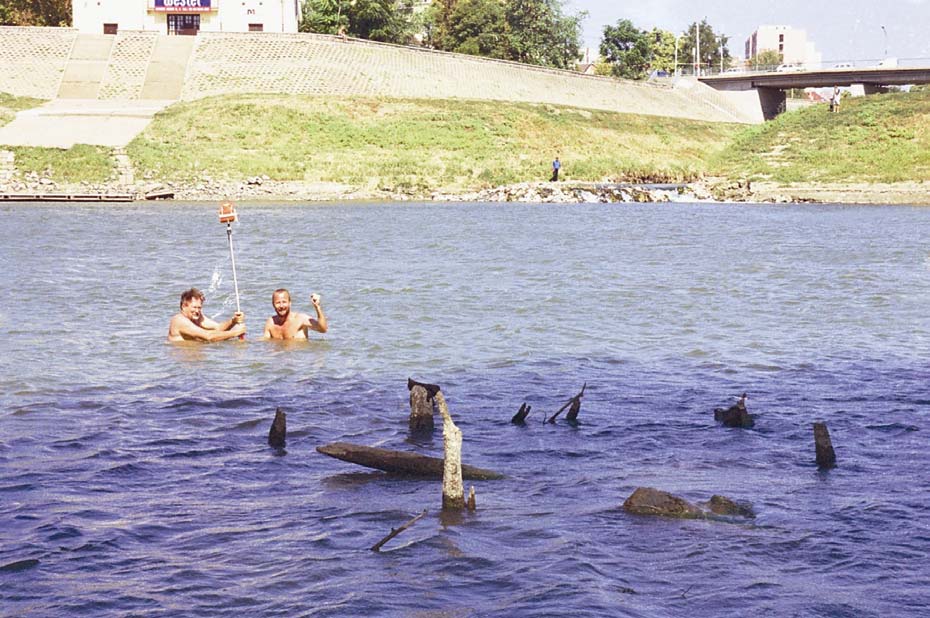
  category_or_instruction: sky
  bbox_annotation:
[570,0,930,65]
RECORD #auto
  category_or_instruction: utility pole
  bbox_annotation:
[881,25,888,58]
[695,22,700,75]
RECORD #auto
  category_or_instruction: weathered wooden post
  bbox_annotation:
[268,408,286,448]
[434,390,466,511]
[408,378,439,432]
[813,422,836,468]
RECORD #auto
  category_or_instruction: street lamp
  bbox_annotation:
[881,25,887,58]
[695,22,700,75]
[719,35,724,73]
[674,34,680,76]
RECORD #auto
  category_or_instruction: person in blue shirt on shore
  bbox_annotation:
[551,156,561,181]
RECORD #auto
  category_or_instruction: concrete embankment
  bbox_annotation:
[0,26,762,125]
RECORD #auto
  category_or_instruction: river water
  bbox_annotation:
[1,200,929,617]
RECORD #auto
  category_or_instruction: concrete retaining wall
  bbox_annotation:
[0,26,763,124]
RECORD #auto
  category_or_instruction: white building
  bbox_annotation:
[745,25,822,68]
[72,0,301,35]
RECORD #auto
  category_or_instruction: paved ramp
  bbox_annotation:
[57,34,114,99]
[0,99,173,148]
[141,35,195,100]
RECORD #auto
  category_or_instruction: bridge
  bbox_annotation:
[700,66,930,119]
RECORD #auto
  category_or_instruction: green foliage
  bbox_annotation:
[711,90,930,183]
[126,94,739,191]
[1,0,70,26]
[0,92,44,127]
[299,0,414,43]
[446,0,507,57]
[599,19,652,80]
[427,0,584,70]
[12,144,113,183]
[751,49,781,71]
[648,28,677,74]
[677,19,729,74]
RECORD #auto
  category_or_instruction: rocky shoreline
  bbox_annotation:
[2,172,929,205]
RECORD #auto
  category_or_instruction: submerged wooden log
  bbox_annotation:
[436,391,465,511]
[511,402,532,424]
[268,408,286,447]
[546,383,586,423]
[814,422,837,468]
[409,384,435,432]
[370,509,428,552]
[713,393,754,428]
[316,442,504,480]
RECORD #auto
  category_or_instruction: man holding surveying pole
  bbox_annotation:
[166,201,247,343]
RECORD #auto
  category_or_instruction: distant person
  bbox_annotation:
[551,156,561,182]
[262,288,328,340]
[832,86,841,113]
[167,288,245,342]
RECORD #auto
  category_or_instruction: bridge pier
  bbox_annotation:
[757,88,787,121]
[862,84,889,95]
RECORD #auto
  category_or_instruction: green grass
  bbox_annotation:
[127,95,742,191]
[11,145,114,184]
[711,89,930,183]
[0,92,44,127]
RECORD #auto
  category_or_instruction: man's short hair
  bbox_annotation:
[272,288,290,302]
[180,287,205,309]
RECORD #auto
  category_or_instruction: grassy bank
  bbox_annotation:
[5,90,930,197]
[126,95,741,193]
[1,93,114,184]
[0,93,43,127]
[712,89,930,183]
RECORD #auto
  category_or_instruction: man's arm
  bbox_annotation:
[306,297,328,333]
[202,312,243,331]
[261,317,274,339]
[172,316,245,342]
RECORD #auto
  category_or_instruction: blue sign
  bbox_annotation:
[153,0,212,13]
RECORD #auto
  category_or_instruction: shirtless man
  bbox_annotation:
[262,288,328,340]
[167,288,246,342]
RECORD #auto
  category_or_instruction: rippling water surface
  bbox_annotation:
[1,201,929,617]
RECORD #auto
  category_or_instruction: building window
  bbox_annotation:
[779,44,784,52]
[779,34,784,42]
[249,23,264,32]
[167,14,201,36]
[103,23,118,35]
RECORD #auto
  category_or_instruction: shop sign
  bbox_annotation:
[152,0,215,13]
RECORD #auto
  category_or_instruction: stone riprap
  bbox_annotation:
[0,26,761,124]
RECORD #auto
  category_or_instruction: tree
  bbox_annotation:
[1,0,70,26]
[751,49,782,71]
[447,0,507,58]
[299,0,415,44]
[677,19,730,74]
[599,19,651,80]
[426,0,584,70]
[648,28,677,74]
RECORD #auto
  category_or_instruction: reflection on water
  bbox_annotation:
[1,201,929,617]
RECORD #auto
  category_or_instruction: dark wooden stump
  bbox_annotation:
[268,408,286,447]
[546,383,586,423]
[408,378,439,433]
[813,422,836,468]
[511,402,532,424]
[713,393,753,428]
